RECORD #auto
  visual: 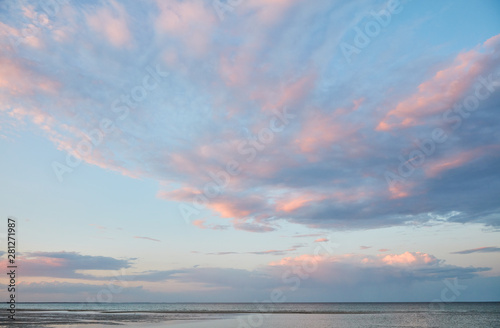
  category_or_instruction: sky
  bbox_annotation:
[0,0,499,303]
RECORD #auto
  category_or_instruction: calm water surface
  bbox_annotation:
[0,302,498,327]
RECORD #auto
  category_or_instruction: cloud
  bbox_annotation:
[247,249,297,256]
[360,246,371,250]
[86,0,132,48]
[451,247,500,255]
[154,0,216,56]
[268,251,490,285]
[276,192,327,213]
[0,57,60,96]
[1,252,132,279]
[11,281,157,302]
[89,224,107,230]
[1,249,496,302]
[17,281,132,295]
[205,248,298,256]
[232,217,278,233]
[64,250,476,293]
[292,234,324,238]
[133,236,161,242]
[114,251,490,292]
[192,219,229,231]
[314,238,329,243]
[207,252,239,256]
[1,1,499,234]
[424,145,500,178]
[381,252,438,266]
[376,34,500,131]
[293,106,359,159]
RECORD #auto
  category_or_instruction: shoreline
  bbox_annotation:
[0,311,241,327]
[45,317,246,328]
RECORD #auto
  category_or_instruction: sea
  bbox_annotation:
[0,302,499,327]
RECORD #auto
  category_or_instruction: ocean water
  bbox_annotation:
[0,302,499,327]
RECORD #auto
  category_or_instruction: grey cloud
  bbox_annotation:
[20,252,133,279]
[134,236,161,242]
[451,247,500,255]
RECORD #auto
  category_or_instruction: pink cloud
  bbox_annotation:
[244,0,299,25]
[262,73,317,113]
[352,97,365,111]
[314,238,329,243]
[388,183,411,199]
[381,252,438,266]
[269,253,327,267]
[0,21,34,49]
[270,251,440,269]
[23,117,143,181]
[16,4,49,48]
[275,192,326,213]
[0,252,131,281]
[157,187,202,202]
[209,200,253,219]
[293,102,364,161]
[376,33,500,131]
[192,219,228,231]
[484,33,500,48]
[218,52,254,88]
[192,219,206,229]
[0,57,60,95]
[159,187,273,231]
[0,256,65,278]
[155,0,215,56]
[51,138,142,180]
[275,187,374,215]
[425,145,500,178]
[155,0,214,33]
[294,110,346,155]
[0,21,20,40]
[86,0,132,48]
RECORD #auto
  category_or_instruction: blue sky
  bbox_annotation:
[0,0,500,302]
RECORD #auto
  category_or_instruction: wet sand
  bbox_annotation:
[0,311,239,327]
[45,317,242,328]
